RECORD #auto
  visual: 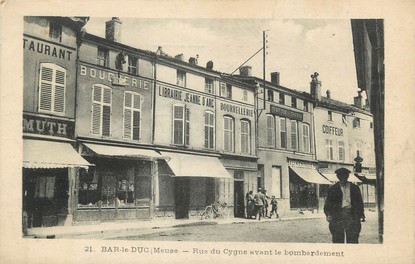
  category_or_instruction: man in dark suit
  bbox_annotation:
[324,168,365,243]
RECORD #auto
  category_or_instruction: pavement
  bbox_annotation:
[26,209,327,240]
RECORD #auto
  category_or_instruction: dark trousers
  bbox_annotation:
[329,209,362,243]
[254,205,263,220]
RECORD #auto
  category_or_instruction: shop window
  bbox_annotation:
[291,97,297,108]
[280,117,287,148]
[97,47,109,67]
[241,119,251,154]
[135,162,152,206]
[224,116,234,152]
[101,172,117,207]
[116,171,135,208]
[123,91,141,140]
[326,139,334,160]
[78,168,99,207]
[177,70,186,87]
[266,115,275,147]
[173,104,190,146]
[291,120,298,150]
[91,84,112,136]
[49,22,62,42]
[279,93,285,104]
[205,78,214,94]
[35,176,55,198]
[204,111,215,149]
[128,56,138,75]
[267,90,274,102]
[338,140,345,161]
[302,123,310,153]
[38,63,66,114]
[220,83,232,99]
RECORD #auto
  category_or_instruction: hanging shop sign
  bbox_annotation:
[23,114,74,138]
[322,125,343,136]
[270,105,303,121]
[158,85,214,108]
[23,35,74,61]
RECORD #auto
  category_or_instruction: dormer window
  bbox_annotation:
[97,47,109,67]
[279,93,285,104]
[177,70,186,87]
[291,97,297,108]
[49,22,62,42]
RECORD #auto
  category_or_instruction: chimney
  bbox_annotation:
[239,65,252,76]
[106,17,122,42]
[326,90,331,99]
[270,72,280,85]
[174,54,184,61]
[310,72,321,100]
[354,90,363,108]
[206,60,214,70]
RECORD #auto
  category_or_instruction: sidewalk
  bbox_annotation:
[26,210,326,239]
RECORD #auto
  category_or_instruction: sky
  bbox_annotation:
[84,18,361,104]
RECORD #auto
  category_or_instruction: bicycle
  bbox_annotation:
[201,202,230,219]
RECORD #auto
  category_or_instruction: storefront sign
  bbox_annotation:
[322,125,343,136]
[23,114,74,138]
[288,160,316,170]
[270,105,303,121]
[220,102,254,117]
[158,85,214,108]
[80,65,150,90]
[23,37,73,61]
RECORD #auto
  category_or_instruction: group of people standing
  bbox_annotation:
[245,188,279,220]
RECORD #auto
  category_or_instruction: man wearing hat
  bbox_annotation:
[324,167,365,243]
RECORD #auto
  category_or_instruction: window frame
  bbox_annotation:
[267,90,274,102]
[205,78,214,94]
[38,63,66,115]
[127,55,138,75]
[91,84,112,136]
[291,97,297,108]
[240,119,251,154]
[204,111,215,149]
[266,114,275,147]
[279,93,285,104]
[338,140,345,161]
[49,22,62,42]
[290,120,298,150]
[326,139,334,160]
[328,111,333,122]
[223,115,235,152]
[123,91,142,140]
[176,70,186,87]
[302,123,310,153]
[97,47,109,67]
[172,104,190,146]
[280,117,287,149]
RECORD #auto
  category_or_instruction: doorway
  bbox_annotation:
[234,180,245,218]
[174,177,190,219]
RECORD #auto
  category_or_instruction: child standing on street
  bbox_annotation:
[269,195,279,218]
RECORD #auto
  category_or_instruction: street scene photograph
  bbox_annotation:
[21,16,384,245]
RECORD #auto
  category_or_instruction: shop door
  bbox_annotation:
[234,180,245,218]
[174,177,190,219]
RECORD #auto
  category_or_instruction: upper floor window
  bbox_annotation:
[204,111,215,149]
[290,120,298,150]
[177,70,186,87]
[328,111,333,121]
[266,115,275,147]
[241,120,251,154]
[205,79,214,94]
[326,139,334,160]
[173,104,190,145]
[279,93,285,104]
[220,83,232,99]
[356,141,362,158]
[128,56,138,75]
[49,22,62,42]
[38,63,66,114]
[338,140,345,161]
[291,97,297,108]
[353,117,361,128]
[91,84,111,136]
[223,116,234,152]
[370,121,373,129]
[267,90,274,102]
[123,92,141,140]
[342,114,347,126]
[243,90,248,101]
[280,117,287,149]
[302,124,310,153]
[97,47,109,67]
[303,101,309,112]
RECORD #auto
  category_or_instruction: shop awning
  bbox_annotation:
[83,143,162,159]
[289,166,332,185]
[321,173,362,183]
[23,139,92,169]
[160,151,233,179]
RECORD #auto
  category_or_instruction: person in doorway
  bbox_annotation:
[254,188,265,220]
[269,195,279,218]
[245,191,255,219]
[324,168,365,243]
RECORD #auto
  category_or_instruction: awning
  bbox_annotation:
[289,166,332,185]
[83,143,162,159]
[321,173,362,183]
[160,151,232,179]
[23,139,92,169]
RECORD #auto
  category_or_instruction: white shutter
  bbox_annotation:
[39,66,53,111]
[54,69,66,113]
[92,103,101,134]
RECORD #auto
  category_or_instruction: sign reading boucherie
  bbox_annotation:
[270,105,303,121]
[23,114,74,138]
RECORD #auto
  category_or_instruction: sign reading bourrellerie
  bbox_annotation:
[23,114,74,139]
[270,105,303,121]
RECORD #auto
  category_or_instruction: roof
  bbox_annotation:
[319,96,372,115]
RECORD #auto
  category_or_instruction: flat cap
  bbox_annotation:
[335,167,351,174]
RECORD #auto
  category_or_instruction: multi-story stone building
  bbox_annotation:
[22,16,91,227]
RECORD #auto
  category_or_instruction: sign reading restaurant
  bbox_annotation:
[23,114,74,138]
[23,35,74,61]
[270,105,303,121]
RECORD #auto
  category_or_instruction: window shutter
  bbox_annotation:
[54,69,65,113]
[102,105,111,136]
[133,94,141,109]
[185,108,190,145]
[133,110,140,140]
[92,103,101,134]
[103,88,111,104]
[124,108,132,138]
[173,105,184,144]
[39,66,53,111]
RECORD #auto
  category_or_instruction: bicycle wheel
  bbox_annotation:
[204,206,214,219]
[221,206,231,218]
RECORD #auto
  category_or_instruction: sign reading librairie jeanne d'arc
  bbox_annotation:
[270,105,303,121]
[23,114,75,139]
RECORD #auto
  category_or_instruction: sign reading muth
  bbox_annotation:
[23,114,74,139]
